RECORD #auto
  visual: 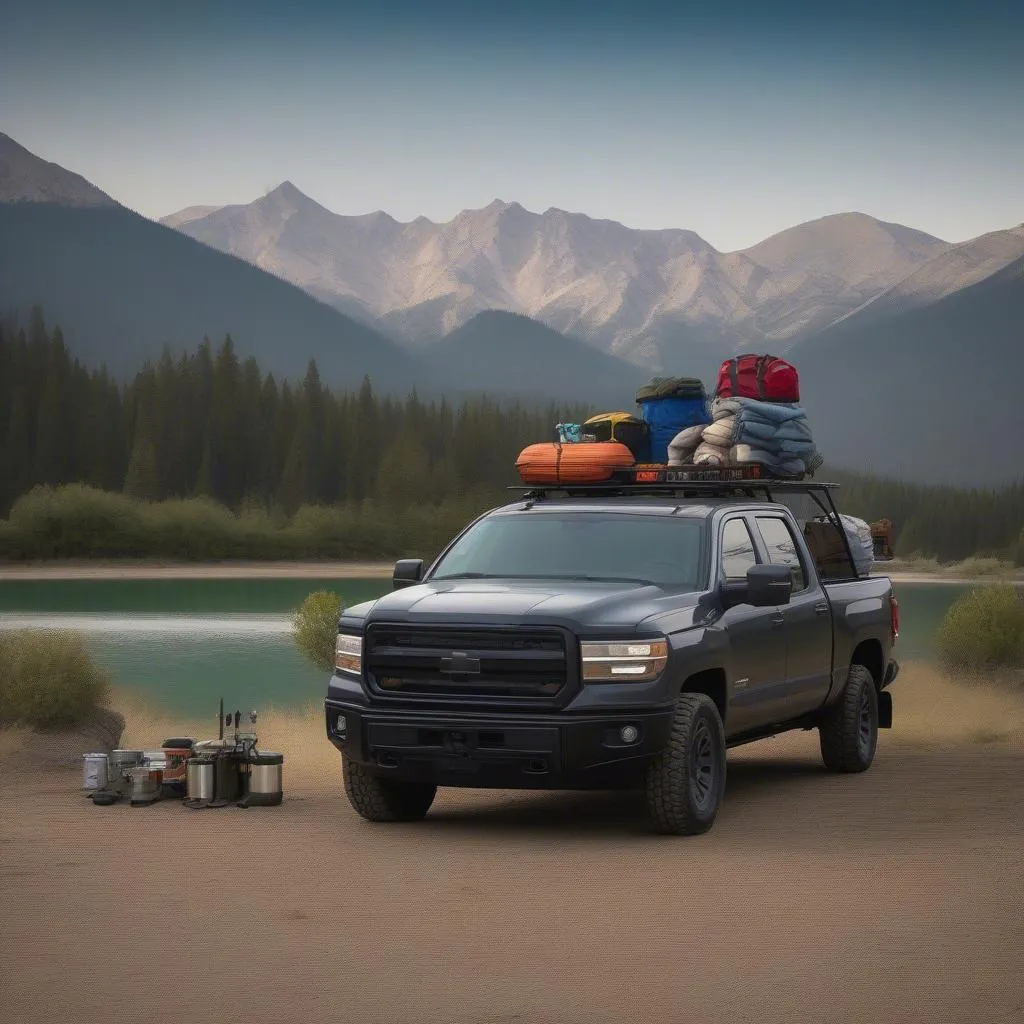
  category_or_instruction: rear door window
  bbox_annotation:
[755,516,807,592]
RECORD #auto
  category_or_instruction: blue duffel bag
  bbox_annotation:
[636,378,711,464]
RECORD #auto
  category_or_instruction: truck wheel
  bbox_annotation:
[818,664,878,773]
[342,757,437,822]
[645,693,727,836]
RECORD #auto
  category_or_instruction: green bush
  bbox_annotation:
[5,485,147,558]
[0,629,111,730]
[140,497,250,560]
[293,590,345,674]
[0,484,502,562]
[935,584,1024,673]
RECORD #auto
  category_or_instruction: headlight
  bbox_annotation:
[334,633,363,676]
[580,639,668,682]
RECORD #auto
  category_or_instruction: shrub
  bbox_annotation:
[935,584,1024,673]
[293,590,345,674]
[5,485,146,558]
[0,629,111,730]
[140,497,246,560]
[0,485,500,563]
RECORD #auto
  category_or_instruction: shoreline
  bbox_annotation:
[0,559,1021,584]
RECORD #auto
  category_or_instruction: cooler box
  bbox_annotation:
[636,377,710,465]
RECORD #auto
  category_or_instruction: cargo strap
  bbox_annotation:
[727,354,777,401]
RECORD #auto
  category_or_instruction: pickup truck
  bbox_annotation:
[325,477,900,835]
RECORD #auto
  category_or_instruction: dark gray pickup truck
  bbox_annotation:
[325,478,900,835]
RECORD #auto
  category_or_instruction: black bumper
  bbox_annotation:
[324,700,675,790]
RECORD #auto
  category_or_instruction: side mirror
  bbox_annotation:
[721,563,793,609]
[746,563,793,607]
[392,558,425,590]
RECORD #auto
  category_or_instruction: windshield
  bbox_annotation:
[430,511,706,589]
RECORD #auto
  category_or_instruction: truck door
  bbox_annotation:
[752,514,833,716]
[717,515,788,736]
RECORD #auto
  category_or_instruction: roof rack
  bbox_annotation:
[510,479,838,497]
[509,464,838,497]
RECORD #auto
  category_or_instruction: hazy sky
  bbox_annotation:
[2,0,1022,249]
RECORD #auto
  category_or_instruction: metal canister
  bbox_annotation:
[246,752,284,806]
[109,750,144,789]
[129,765,160,805]
[110,749,144,770]
[186,756,216,801]
[82,752,109,791]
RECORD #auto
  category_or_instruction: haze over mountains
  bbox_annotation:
[2,130,1022,485]
[0,132,419,391]
[163,185,968,376]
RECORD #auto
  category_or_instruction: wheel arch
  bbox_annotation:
[850,639,884,689]
[679,668,728,725]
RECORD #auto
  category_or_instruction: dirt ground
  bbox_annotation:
[2,664,1023,1024]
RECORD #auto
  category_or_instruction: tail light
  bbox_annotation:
[890,594,900,642]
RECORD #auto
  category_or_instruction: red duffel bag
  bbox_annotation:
[716,354,800,402]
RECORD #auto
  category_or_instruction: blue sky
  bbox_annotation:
[2,0,1022,249]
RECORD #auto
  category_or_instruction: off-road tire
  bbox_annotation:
[342,756,437,822]
[818,664,878,773]
[645,693,727,836]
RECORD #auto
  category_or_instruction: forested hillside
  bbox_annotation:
[1,310,1021,564]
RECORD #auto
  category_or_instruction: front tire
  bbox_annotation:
[818,664,878,773]
[645,693,727,835]
[342,757,437,822]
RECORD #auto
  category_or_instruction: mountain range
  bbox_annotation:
[2,130,1022,485]
[162,185,973,375]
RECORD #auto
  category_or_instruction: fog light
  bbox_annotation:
[620,725,639,744]
[336,714,347,739]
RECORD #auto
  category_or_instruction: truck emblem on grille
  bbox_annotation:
[440,650,482,675]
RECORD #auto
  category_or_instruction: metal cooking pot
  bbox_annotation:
[186,756,216,801]
[245,752,284,806]
[129,765,160,805]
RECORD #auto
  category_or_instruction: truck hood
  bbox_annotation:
[355,578,706,635]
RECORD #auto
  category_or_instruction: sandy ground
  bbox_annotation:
[0,559,1020,584]
[1,663,1023,1024]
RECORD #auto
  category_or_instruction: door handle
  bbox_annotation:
[814,603,828,615]
[770,614,785,628]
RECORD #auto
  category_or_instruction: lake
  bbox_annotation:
[0,577,983,719]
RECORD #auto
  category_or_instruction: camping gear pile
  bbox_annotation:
[666,355,823,478]
[83,699,284,808]
[803,514,875,577]
[517,354,822,485]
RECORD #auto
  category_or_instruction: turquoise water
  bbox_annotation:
[0,577,987,717]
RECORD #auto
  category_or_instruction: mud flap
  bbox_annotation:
[878,690,893,729]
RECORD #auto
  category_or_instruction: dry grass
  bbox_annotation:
[886,555,1022,579]
[887,661,1024,752]
[101,661,1024,785]
[114,687,340,789]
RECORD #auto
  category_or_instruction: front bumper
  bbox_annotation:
[324,699,675,790]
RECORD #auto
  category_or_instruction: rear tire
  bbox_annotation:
[819,664,878,773]
[644,693,727,835]
[342,756,437,822]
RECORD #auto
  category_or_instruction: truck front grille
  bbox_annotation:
[364,626,569,701]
